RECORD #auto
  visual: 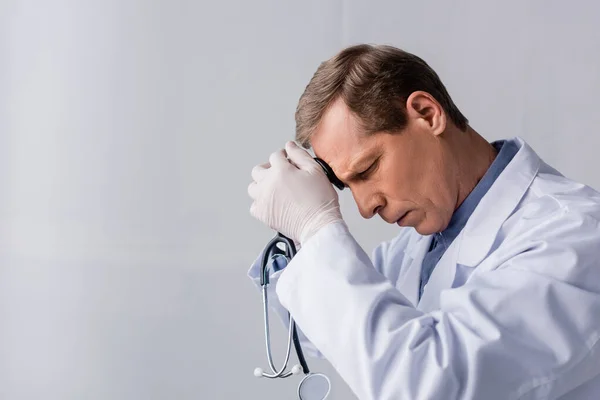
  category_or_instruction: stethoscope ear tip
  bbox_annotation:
[253,367,264,378]
[291,364,302,375]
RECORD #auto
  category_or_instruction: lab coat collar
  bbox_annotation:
[456,136,541,267]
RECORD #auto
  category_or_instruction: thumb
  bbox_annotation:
[285,141,318,171]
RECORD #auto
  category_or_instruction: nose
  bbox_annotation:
[352,187,385,219]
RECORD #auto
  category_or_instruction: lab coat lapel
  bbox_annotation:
[395,234,432,307]
[456,137,541,267]
[415,137,541,312]
[417,232,463,312]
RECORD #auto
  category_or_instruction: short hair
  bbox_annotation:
[295,44,468,148]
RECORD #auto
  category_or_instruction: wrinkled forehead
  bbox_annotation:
[310,99,373,173]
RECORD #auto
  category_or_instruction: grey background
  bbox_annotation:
[1,0,599,399]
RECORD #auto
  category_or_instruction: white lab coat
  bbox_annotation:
[248,137,600,400]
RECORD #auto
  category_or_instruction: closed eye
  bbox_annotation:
[358,158,380,180]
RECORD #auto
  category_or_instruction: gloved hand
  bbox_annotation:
[248,141,344,245]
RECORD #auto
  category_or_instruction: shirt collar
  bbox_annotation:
[456,137,541,266]
[437,139,520,244]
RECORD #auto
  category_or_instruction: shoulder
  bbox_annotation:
[512,161,600,227]
[494,163,600,287]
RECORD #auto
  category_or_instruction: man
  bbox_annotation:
[247,44,600,399]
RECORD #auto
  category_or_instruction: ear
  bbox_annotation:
[405,91,446,136]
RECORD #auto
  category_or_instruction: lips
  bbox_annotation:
[396,211,409,224]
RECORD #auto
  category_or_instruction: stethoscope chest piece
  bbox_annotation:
[297,372,331,400]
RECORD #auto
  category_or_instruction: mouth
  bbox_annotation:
[396,211,409,225]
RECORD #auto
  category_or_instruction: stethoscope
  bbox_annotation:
[253,157,344,400]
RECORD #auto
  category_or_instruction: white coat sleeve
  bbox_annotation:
[276,220,600,400]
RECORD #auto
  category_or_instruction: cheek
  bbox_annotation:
[419,172,454,210]
[388,160,453,211]
[378,153,451,208]
[377,163,414,201]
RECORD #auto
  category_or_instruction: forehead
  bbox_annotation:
[310,98,375,172]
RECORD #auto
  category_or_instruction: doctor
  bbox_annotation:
[247,44,600,399]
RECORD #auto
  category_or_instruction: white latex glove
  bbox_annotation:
[248,141,344,244]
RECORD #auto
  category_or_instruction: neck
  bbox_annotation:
[448,126,498,210]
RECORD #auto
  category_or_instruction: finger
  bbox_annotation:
[247,181,260,200]
[285,141,318,171]
[249,201,261,220]
[251,163,270,182]
[268,149,289,169]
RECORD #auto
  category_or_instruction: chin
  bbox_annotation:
[413,218,446,236]
[413,225,436,235]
